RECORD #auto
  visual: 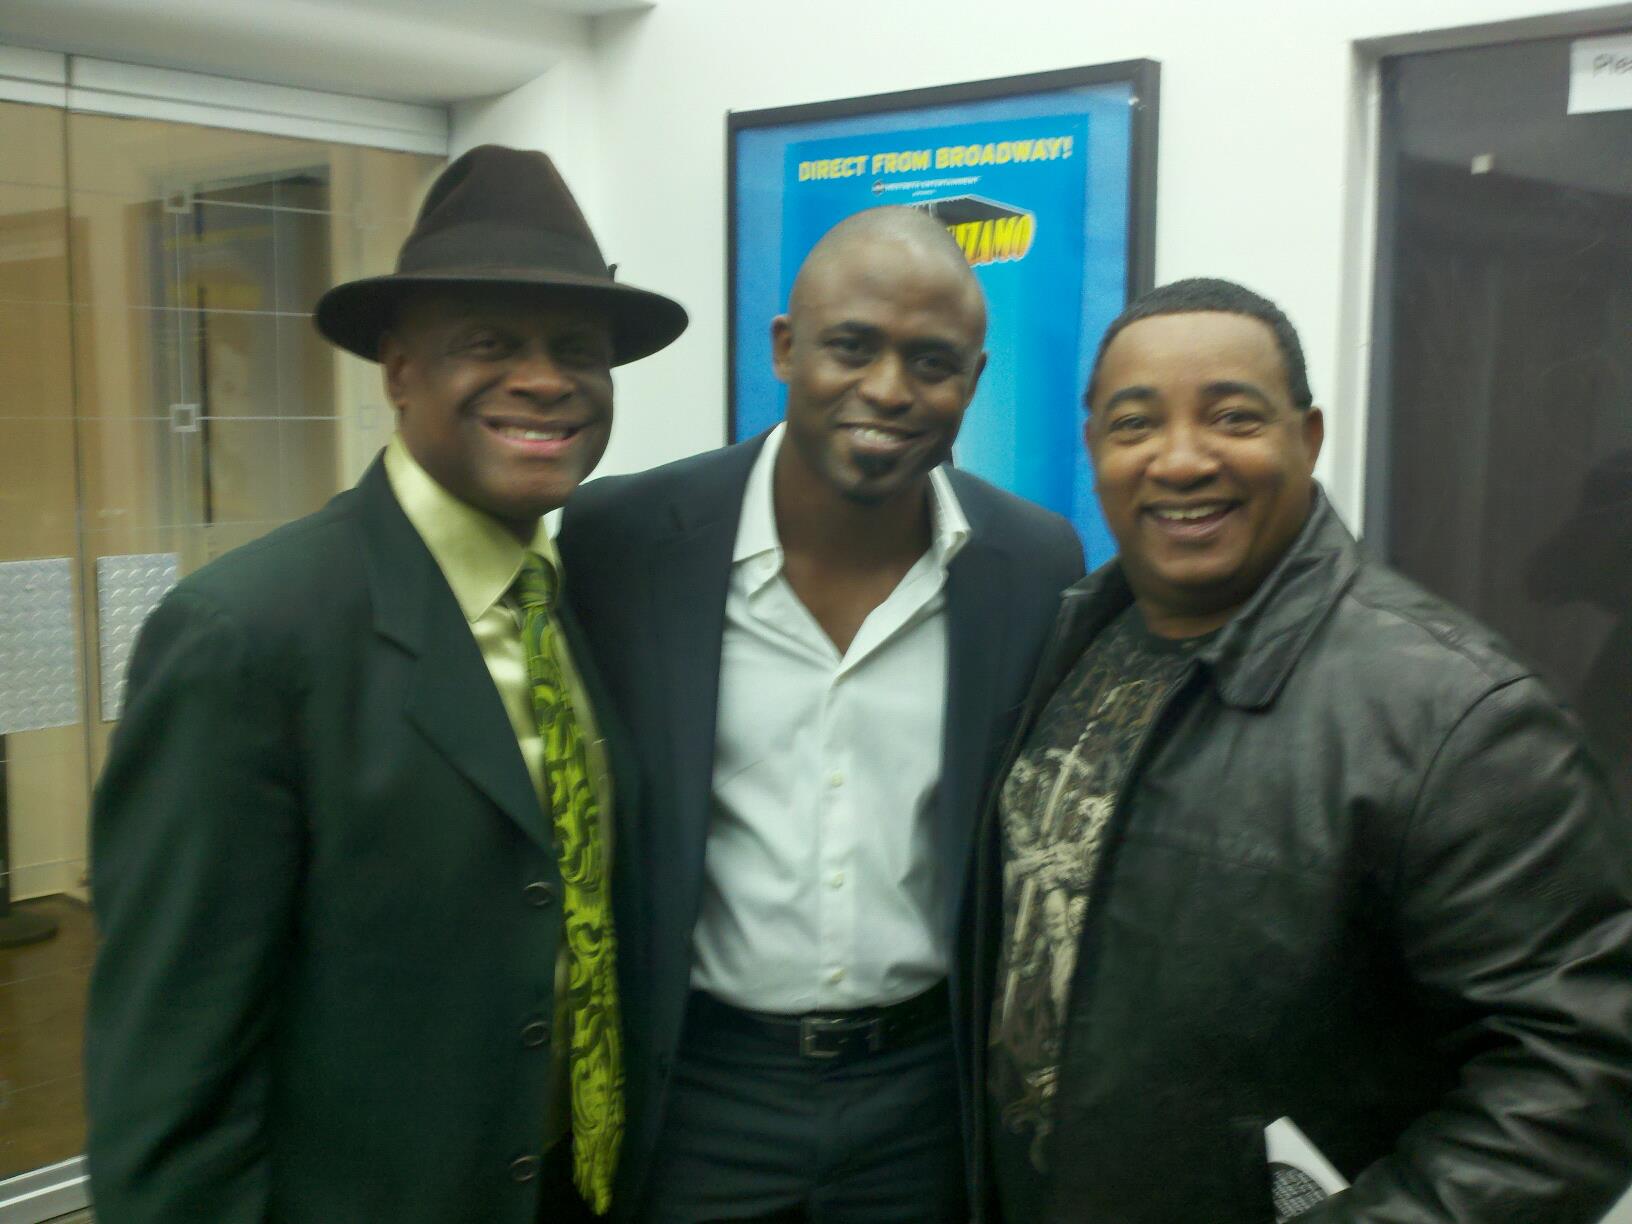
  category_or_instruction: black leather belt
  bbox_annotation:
[686,981,949,1060]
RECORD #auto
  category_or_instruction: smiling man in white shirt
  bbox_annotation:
[558,207,1085,1223]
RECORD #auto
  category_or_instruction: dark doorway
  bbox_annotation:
[1371,32,1632,791]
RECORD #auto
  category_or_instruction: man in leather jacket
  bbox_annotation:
[981,277,1632,1223]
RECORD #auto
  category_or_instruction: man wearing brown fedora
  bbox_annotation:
[85,145,685,1224]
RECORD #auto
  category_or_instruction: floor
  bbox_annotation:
[0,896,93,1181]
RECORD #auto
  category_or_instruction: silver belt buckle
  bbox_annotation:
[799,1016,848,1058]
[798,1015,884,1058]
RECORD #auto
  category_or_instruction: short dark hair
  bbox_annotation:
[1084,277,1313,410]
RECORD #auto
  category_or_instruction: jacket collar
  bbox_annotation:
[351,455,553,850]
[353,455,434,652]
[664,433,769,537]
[382,435,556,625]
[1063,486,1360,710]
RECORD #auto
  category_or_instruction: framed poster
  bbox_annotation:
[728,61,1159,566]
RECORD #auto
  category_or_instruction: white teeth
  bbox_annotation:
[496,424,571,441]
[1153,505,1227,521]
[851,427,906,445]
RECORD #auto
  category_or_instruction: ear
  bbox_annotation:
[1301,406,1325,472]
[963,349,988,404]
[379,331,410,412]
[769,315,794,384]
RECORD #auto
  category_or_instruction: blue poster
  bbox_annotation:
[732,78,1141,567]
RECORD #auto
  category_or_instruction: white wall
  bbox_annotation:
[451,0,1631,530]
[451,6,1632,1217]
[454,16,606,223]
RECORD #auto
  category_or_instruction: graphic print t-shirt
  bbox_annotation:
[988,605,1203,1218]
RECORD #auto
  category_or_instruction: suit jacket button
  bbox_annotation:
[510,1154,540,1182]
[522,1020,552,1047]
[524,881,557,907]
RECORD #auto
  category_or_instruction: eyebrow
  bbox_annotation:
[1100,380,1275,413]
[1100,385,1156,412]
[1202,379,1273,406]
[824,320,882,339]
[824,320,968,357]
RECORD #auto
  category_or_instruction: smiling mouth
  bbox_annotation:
[839,423,927,481]
[490,423,577,442]
[841,423,921,449]
[482,418,587,457]
[1145,501,1238,538]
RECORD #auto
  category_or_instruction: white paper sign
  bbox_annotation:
[1569,33,1632,114]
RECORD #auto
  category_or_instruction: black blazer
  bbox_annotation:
[557,433,1086,1217]
[86,459,639,1224]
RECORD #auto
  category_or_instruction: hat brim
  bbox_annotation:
[313,268,688,366]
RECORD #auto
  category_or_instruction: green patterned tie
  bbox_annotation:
[514,552,622,1214]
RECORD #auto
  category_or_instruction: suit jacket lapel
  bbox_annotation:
[939,531,1014,937]
[355,460,553,854]
[651,441,766,891]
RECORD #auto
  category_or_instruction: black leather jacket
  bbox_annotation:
[976,490,1632,1223]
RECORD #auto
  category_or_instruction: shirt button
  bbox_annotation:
[510,1154,540,1183]
[521,1020,552,1047]
[524,881,556,907]
[828,771,844,788]
[830,872,845,889]
[828,967,845,984]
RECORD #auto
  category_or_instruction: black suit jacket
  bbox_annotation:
[557,434,1085,1217]
[86,459,639,1224]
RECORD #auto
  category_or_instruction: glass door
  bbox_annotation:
[0,97,440,1218]
[1370,32,1632,795]
[0,98,90,1197]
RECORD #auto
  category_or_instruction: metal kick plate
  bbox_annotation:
[0,558,81,735]
[96,553,179,722]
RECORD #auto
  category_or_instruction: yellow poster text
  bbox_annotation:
[797,155,869,181]
[935,135,1074,169]
[950,213,1035,266]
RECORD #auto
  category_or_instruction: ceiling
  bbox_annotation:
[0,0,653,105]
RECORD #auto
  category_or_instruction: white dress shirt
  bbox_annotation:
[690,425,970,1013]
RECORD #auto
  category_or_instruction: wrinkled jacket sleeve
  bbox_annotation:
[85,590,303,1224]
[1307,676,1632,1223]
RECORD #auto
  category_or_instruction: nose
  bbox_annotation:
[503,346,573,404]
[1147,419,1219,488]
[857,353,912,415]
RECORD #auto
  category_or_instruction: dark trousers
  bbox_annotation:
[540,1137,601,1223]
[638,996,968,1224]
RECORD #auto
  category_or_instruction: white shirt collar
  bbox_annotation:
[733,424,971,581]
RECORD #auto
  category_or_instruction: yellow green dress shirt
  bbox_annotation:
[383,435,613,1153]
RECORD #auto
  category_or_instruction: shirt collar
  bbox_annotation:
[733,424,787,568]
[383,434,557,624]
[927,458,972,568]
[733,423,972,577]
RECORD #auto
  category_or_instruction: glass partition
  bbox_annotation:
[0,98,440,1212]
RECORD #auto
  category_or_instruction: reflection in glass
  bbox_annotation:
[1374,34,1632,798]
[0,98,440,1184]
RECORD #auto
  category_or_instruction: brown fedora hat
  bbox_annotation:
[314,144,687,365]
